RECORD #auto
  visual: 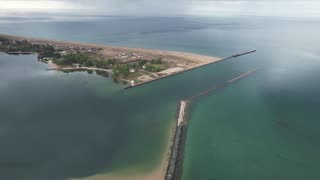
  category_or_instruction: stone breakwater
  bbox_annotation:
[177,101,187,126]
[165,68,259,180]
[165,100,189,180]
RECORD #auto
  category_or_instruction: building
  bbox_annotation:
[129,68,136,73]
[130,80,135,87]
[60,51,68,56]
[72,63,80,68]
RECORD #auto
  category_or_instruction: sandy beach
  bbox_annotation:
[0,34,221,66]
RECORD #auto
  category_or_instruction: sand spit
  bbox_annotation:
[1,33,222,86]
[0,33,220,66]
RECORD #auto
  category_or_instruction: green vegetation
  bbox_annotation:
[0,37,172,83]
[0,37,9,43]
[95,58,117,69]
[145,64,166,72]
[56,56,167,81]
[144,58,167,72]
[150,58,163,64]
[0,39,61,58]
[138,60,147,67]
[112,64,130,80]
[54,53,117,69]
[55,53,133,82]
[61,69,88,73]
[55,53,93,66]
[38,45,61,59]
[95,70,109,78]
[87,69,94,74]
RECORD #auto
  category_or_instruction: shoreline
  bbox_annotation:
[68,120,176,180]
[0,34,255,88]
[0,33,221,63]
[0,33,222,86]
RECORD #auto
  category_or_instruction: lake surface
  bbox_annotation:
[1,15,320,180]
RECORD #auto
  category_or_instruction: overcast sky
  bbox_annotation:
[0,0,319,17]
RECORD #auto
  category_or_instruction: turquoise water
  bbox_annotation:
[1,16,320,180]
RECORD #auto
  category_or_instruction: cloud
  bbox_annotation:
[0,0,86,12]
[0,0,319,17]
[188,0,320,17]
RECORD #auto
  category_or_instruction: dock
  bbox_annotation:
[165,68,259,180]
[125,50,256,89]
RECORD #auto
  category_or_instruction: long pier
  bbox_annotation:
[165,68,259,180]
[125,50,256,89]
[188,68,259,101]
[165,100,189,180]
[231,50,256,58]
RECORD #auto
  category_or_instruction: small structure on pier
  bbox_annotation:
[130,80,135,87]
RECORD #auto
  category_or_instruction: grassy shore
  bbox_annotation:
[0,34,222,86]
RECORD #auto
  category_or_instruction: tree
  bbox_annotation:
[138,60,147,67]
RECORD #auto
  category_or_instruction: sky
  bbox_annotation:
[0,0,320,17]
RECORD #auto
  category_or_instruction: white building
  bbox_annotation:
[72,63,80,68]
[129,68,136,73]
[130,80,135,87]
[60,51,67,56]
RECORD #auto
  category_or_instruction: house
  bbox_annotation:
[129,68,136,73]
[60,51,67,56]
[72,63,80,68]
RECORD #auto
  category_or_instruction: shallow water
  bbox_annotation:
[0,15,320,180]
